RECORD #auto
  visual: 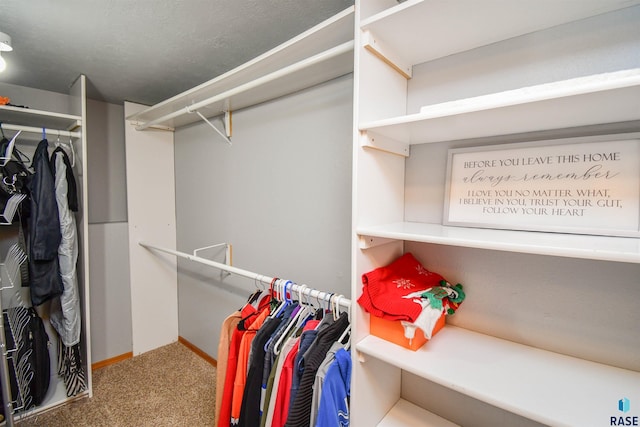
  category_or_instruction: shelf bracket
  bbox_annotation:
[362,30,412,79]
[360,131,410,157]
[358,235,397,249]
[193,243,233,279]
[187,107,232,145]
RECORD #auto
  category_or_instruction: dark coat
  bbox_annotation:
[28,139,63,306]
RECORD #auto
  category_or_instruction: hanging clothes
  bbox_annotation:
[48,147,85,398]
[270,335,301,427]
[315,348,351,427]
[230,304,271,425]
[49,148,81,346]
[285,311,349,427]
[28,139,63,306]
[218,294,269,427]
[217,285,351,427]
[311,341,344,425]
[261,332,299,427]
[238,310,287,426]
[216,310,242,424]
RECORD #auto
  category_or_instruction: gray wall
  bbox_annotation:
[87,99,128,223]
[86,98,132,362]
[401,6,640,424]
[174,75,353,357]
[0,81,71,113]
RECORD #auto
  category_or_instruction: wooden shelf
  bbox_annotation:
[0,105,82,131]
[127,6,354,130]
[378,399,459,427]
[357,328,640,427]
[359,69,640,144]
[357,222,640,263]
[360,0,640,70]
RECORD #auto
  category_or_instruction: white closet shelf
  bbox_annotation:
[377,399,459,427]
[0,104,82,132]
[127,6,354,131]
[23,380,89,418]
[357,328,640,427]
[359,69,640,144]
[357,222,640,263]
[360,0,640,71]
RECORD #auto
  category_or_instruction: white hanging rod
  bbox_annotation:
[135,40,354,132]
[1,123,81,139]
[139,241,352,311]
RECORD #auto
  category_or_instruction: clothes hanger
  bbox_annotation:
[52,131,76,168]
[269,279,289,318]
[276,280,293,317]
[67,134,76,168]
[267,284,305,352]
[273,285,313,355]
[314,293,335,330]
[245,274,266,306]
[332,294,345,321]
[0,129,21,167]
[335,294,351,346]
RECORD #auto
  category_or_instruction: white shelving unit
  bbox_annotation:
[360,69,640,144]
[377,398,459,427]
[357,222,640,264]
[358,329,640,427]
[351,1,640,426]
[359,0,640,70]
[0,76,92,423]
[0,105,81,132]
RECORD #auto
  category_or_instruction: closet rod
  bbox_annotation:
[1,123,81,139]
[135,40,354,131]
[139,241,352,311]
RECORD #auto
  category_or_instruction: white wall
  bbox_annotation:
[124,101,178,356]
[401,6,640,423]
[174,75,353,357]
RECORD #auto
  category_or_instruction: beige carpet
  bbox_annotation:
[17,342,216,427]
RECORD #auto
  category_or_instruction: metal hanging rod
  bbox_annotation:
[1,123,81,139]
[135,40,354,132]
[139,241,351,311]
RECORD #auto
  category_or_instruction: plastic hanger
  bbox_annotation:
[53,131,76,168]
[269,279,291,318]
[314,293,335,330]
[336,294,351,346]
[272,285,314,355]
[0,129,21,167]
[67,134,76,168]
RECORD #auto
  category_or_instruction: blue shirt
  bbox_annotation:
[315,348,351,427]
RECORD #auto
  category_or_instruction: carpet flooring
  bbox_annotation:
[17,342,216,426]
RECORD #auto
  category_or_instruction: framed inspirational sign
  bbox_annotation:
[444,134,640,237]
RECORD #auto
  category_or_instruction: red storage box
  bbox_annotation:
[370,312,445,351]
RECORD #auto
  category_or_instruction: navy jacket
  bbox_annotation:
[28,139,63,306]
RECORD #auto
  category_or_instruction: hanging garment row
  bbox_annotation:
[216,279,351,427]
[0,129,85,410]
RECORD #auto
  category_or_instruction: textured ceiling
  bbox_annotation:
[0,0,354,106]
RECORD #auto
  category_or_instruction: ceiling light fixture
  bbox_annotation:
[0,31,13,72]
